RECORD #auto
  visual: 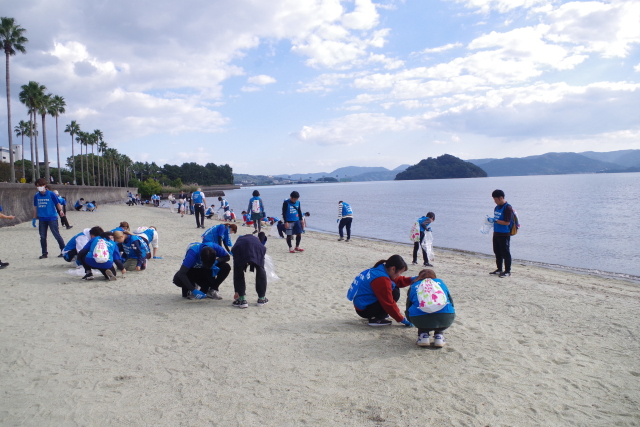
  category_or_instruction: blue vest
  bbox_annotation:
[342,202,353,216]
[407,278,455,318]
[347,264,396,310]
[122,235,148,259]
[193,192,204,204]
[202,224,232,248]
[284,199,300,222]
[493,203,512,234]
[86,237,116,269]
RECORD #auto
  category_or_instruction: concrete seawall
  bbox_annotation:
[0,184,137,228]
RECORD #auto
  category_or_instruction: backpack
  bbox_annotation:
[415,279,449,313]
[93,239,110,264]
[251,199,261,214]
[409,221,421,243]
[509,205,520,236]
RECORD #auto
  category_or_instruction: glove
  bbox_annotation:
[153,256,163,259]
[336,219,339,223]
[32,218,37,227]
[192,289,206,299]
[487,217,495,223]
[401,318,414,328]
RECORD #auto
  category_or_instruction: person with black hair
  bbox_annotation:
[33,178,67,259]
[347,255,431,326]
[412,212,435,267]
[282,191,304,253]
[173,243,230,300]
[337,201,353,242]
[248,190,265,234]
[74,198,85,211]
[231,234,268,308]
[490,189,513,278]
[77,229,126,281]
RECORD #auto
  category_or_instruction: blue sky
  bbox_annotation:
[2,0,639,175]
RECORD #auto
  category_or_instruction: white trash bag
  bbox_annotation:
[269,222,281,238]
[67,266,101,276]
[421,230,435,262]
[264,254,280,283]
[480,215,493,235]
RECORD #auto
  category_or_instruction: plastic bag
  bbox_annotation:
[264,254,280,283]
[269,222,281,238]
[67,266,101,276]
[480,215,493,235]
[421,231,435,262]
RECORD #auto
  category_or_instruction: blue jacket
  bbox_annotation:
[406,278,455,318]
[202,224,233,248]
[34,190,61,221]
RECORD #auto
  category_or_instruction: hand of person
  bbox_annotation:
[336,219,339,223]
[192,289,207,299]
[401,318,414,328]
[136,266,141,271]
[284,222,290,229]
[7,215,15,220]
[487,217,495,223]
[32,218,37,227]
[121,269,127,276]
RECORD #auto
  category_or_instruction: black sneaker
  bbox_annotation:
[0,262,9,269]
[489,269,502,275]
[81,273,94,281]
[66,226,73,230]
[39,254,48,259]
[499,271,511,278]
[233,298,248,309]
[57,254,64,258]
[345,239,350,242]
[368,318,392,326]
[257,297,269,306]
[423,262,433,267]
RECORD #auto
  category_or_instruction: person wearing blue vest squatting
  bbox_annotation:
[202,223,237,253]
[282,191,304,253]
[114,231,149,271]
[111,221,130,233]
[192,187,207,229]
[247,190,265,234]
[134,226,161,259]
[53,190,73,230]
[231,233,268,308]
[217,196,229,213]
[173,242,230,300]
[347,255,431,326]
[0,204,16,269]
[33,178,67,259]
[62,227,96,264]
[337,201,353,242]
[412,212,435,267]
[74,198,84,211]
[77,229,126,281]
[489,189,513,278]
[405,269,455,347]
[205,205,216,219]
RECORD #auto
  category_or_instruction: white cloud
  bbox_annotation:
[248,75,277,85]
[635,63,640,72]
[241,86,262,92]
[451,0,549,13]
[419,43,463,54]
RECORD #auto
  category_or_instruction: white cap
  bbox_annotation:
[53,190,59,195]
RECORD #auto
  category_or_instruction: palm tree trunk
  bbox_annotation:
[97,151,101,186]
[34,113,40,179]
[29,114,35,182]
[5,51,16,183]
[41,113,50,183]
[71,133,76,184]
[80,141,85,185]
[21,133,25,181]
[91,145,95,186]
[55,117,61,184]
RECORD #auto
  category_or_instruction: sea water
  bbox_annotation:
[221,173,640,279]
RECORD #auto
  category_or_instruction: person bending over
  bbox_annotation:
[231,233,268,308]
[134,226,161,259]
[114,231,149,271]
[77,231,126,281]
[173,243,230,300]
[202,223,237,253]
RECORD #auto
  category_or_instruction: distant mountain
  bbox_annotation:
[476,152,625,177]
[395,154,487,180]
[350,171,398,181]
[272,164,410,182]
[330,166,389,178]
[466,158,497,166]
[578,150,640,168]
[391,164,411,172]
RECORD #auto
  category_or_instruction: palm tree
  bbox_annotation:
[1,17,28,183]
[49,95,65,184]
[18,81,44,180]
[13,119,29,181]
[92,129,103,186]
[75,131,86,185]
[37,91,53,182]
[98,140,107,186]
[86,132,97,186]
[64,120,80,184]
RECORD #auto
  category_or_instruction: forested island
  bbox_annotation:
[395,154,487,180]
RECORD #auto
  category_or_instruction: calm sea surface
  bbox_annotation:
[220,173,640,279]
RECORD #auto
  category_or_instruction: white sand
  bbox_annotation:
[0,204,638,426]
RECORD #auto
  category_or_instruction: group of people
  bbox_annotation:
[74,198,98,212]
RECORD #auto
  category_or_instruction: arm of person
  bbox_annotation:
[370,277,405,323]
[297,206,304,230]
[281,201,288,222]
[57,203,65,217]
[0,213,15,220]
[495,205,513,225]
[337,202,343,221]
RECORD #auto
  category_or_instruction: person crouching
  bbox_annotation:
[173,243,230,300]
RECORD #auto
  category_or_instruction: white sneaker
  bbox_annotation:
[433,333,446,348]
[206,290,223,300]
[416,333,431,347]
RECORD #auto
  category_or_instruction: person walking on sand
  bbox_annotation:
[411,212,435,267]
[248,190,265,234]
[33,178,67,259]
[282,191,304,253]
[231,233,268,308]
[53,190,73,230]
[0,204,15,268]
[337,201,353,242]
[168,193,176,213]
[192,187,207,229]
[346,254,430,327]
[489,189,514,278]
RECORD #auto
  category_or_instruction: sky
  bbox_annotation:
[1,0,639,175]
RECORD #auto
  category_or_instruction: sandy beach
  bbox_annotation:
[0,203,638,426]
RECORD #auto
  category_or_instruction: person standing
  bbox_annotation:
[192,187,207,228]
[231,234,268,308]
[281,191,304,253]
[33,178,67,259]
[490,189,513,278]
[53,190,73,230]
[0,205,15,268]
[337,201,353,242]
[412,212,435,267]
[167,193,176,213]
[248,190,265,234]
[178,191,187,217]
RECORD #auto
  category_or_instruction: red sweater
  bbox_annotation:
[357,275,413,322]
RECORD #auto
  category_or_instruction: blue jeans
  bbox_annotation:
[39,220,66,256]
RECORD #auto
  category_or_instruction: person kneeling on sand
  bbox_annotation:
[405,269,455,348]
[173,242,230,300]
[231,233,268,308]
[114,231,149,271]
[347,255,430,327]
[77,229,126,281]
[202,223,237,253]
[134,226,161,259]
